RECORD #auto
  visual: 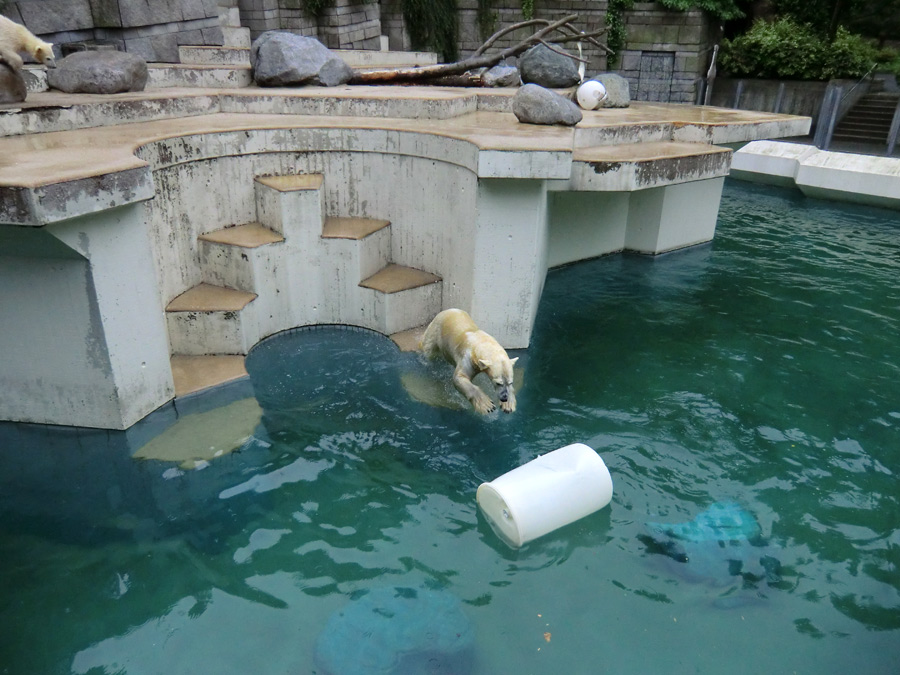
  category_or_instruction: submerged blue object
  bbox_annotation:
[314,587,475,675]
[645,501,762,544]
[642,502,779,590]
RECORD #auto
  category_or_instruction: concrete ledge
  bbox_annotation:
[569,141,731,191]
[731,140,900,210]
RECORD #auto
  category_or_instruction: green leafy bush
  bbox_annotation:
[720,18,878,80]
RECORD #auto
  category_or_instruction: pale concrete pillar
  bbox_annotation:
[469,179,550,349]
[626,177,725,254]
[0,204,173,429]
[547,191,631,267]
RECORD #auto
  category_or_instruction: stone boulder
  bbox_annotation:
[47,51,147,94]
[0,63,27,103]
[482,64,519,87]
[512,83,582,126]
[587,73,631,108]
[251,32,353,87]
[519,44,580,88]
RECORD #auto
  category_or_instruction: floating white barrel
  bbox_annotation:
[476,443,613,548]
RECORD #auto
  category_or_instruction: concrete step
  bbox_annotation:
[223,26,251,48]
[322,216,391,240]
[359,264,442,334]
[334,49,439,70]
[321,217,392,300]
[199,222,284,292]
[146,63,252,89]
[170,354,248,396]
[389,324,427,352]
[835,121,891,135]
[254,173,325,243]
[165,283,259,355]
[846,109,896,122]
[179,45,250,66]
[832,131,889,143]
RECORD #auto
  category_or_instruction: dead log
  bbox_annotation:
[349,14,611,85]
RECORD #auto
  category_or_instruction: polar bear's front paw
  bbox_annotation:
[500,397,516,414]
[472,393,496,415]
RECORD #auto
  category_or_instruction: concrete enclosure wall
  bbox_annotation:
[137,129,480,319]
[709,78,871,131]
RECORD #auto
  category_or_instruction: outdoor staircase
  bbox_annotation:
[165,172,442,393]
[833,91,900,145]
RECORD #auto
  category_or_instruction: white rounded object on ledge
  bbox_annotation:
[576,80,608,110]
[476,443,613,548]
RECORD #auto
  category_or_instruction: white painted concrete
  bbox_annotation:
[0,95,813,429]
[626,178,725,254]
[547,191,630,267]
[0,205,173,429]
[469,179,550,348]
[732,141,900,210]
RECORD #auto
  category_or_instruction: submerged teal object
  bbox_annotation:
[642,502,778,590]
[314,587,475,675]
[646,501,762,544]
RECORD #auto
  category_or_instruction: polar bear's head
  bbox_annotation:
[33,40,55,67]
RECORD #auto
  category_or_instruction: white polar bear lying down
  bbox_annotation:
[0,15,55,72]
[420,308,518,414]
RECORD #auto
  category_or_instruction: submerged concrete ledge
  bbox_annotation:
[731,140,900,210]
[0,87,811,429]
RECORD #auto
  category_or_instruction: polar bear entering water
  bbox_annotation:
[420,308,518,415]
[0,16,55,72]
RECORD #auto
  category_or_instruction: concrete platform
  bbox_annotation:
[731,140,900,210]
[0,85,811,429]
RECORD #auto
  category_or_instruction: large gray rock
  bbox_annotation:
[251,32,353,87]
[0,63,27,103]
[482,64,519,87]
[513,83,582,126]
[519,44,580,88]
[589,73,631,108]
[47,51,147,94]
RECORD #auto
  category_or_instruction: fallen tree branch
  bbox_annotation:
[349,14,611,85]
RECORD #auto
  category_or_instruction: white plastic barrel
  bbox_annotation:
[476,443,613,548]
[576,80,608,110]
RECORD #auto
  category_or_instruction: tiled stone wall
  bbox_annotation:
[237,0,380,49]
[317,0,381,49]
[1,0,224,62]
[618,2,712,103]
[1,0,712,97]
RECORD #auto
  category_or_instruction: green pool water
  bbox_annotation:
[1,180,898,674]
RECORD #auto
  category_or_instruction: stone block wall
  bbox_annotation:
[617,2,712,102]
[380,0,712,103]
[379,0,610,70]
[1,0,225,62]
[1,0,712,99]
[317,0,381,49]
[237,0,380,49]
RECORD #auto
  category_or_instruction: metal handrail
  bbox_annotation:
[840,62,878,102]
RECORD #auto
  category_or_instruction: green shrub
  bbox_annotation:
[720,18,878,80]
